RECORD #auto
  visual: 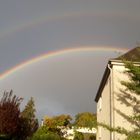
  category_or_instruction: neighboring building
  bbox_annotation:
[95,47,140,140]
[41,119,96,139]
[41,118,96,139]
[60,126,96,140]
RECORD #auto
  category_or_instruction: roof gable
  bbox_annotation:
[114,47,140,62]
[95,47,140,102]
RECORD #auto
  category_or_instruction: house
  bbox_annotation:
[60,126,96,140]
[95,47,140,140]
[41,119,96,140]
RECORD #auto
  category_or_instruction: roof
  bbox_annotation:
[95,47,140,102]
[114,47,140,62]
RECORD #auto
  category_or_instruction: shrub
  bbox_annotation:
[27,131,61,140]
[73,131,84,140]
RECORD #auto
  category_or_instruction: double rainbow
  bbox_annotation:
[0,46,128,80]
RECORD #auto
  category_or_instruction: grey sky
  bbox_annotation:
[0,0,140,120]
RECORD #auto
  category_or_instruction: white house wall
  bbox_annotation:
[97,62,140,140]
[112,64,140,140]
[112,63,140,140]
[97,73,111,140]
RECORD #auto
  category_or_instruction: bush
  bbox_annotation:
[27,126,62,140]
[27,132,61,140]
[0,134,9,140]
[74,131,84,140]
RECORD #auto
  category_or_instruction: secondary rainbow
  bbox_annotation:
[0,12,93,38]
[0,12,138,39]
[0,46,128,80]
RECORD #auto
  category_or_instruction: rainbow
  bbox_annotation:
[0,46,128,80]
[0,12,91,38]
[1,12,139,39]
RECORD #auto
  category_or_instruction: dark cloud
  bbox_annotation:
[0,0,139,120]
[0,51,118,120]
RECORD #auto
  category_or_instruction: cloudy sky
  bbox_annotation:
[0,0,140,120]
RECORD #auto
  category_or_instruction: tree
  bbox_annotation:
[0,91,39,140]
[43,116,63,137]
[43,114,72,138]
[43,116,56,127]
[0,90,23,139]
[44,114,72,127]
[73,131,84,140]
[121,61,140,95]
[21,97,38,138]
[27,126,62,140]
[43,114,72,139]
[74,112,97,128]
[53,114,72,127]
[99,60,140,140]
[121,61,140,139]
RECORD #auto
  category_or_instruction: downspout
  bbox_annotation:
[108,63,114,140]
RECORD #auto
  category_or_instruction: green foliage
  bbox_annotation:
[121,60,140,95]
[121,61,140,139]
[73,131,84,140]
[21,97,38,138]
[43,116,56,128]
[43,114,72,137]
[0,134,9,140]
[83,133,96,140]
[27,126,63,140]
[43,114,72,127]
[89,134,96,140]
[53,114,72,126]
[0,91,39,140]
[99,58,140,140]
[22,97,36,119]
[1,97,39,140]
[43,114,72,138]
[98,122,128,135]
[27,131,61,140]
[74,112,97,128]
[127,133,140,140]
[34,126,49,135]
